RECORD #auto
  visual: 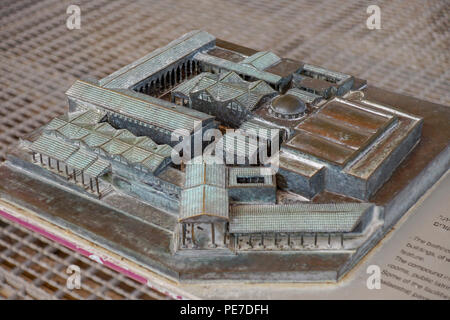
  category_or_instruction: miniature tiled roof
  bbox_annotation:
[229,203,373,234]
[234,91,261,110]
[93,122,116,136]
[172,73,205,97]
[180,156,228,221]
[179,185,229,221]
[219,71,244,84]
[116,88,212,120]
[57,123,91,140]
[185,158,226,188]
[30,134,111,178]
[217,132,259,161]
[194,52,282,85]
[114,129,138,144]
[66,80,213,133]
[82,132,111,148]
[172,71,276,111]
[239,119,281,141]
[30,135,78,162]
[121,146,153,163]
[140,155,167,172]
[151,144,172,158]
[45,117,68,131]
[70,110,106,127]
[133,136,158,150]
[240,51,281,70]
[248,80,276,95]
[192,76,218,93]
[41,111,173,174]
[172,73,218,98]
[66,149,97,170]
[99,30,215,89]
[286,87,323,105]
[84,158,111,178]
[100,139,131,155]
[206,82,243,101]
[302,64,352,84]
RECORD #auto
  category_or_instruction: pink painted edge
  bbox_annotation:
[0,208,184,300]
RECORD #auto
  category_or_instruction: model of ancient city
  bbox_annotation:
[8,31,424,269]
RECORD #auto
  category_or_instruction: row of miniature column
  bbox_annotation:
[180,222,227,248]
[136,60,202,96]
[31,152,101,195]
[234,233,346,249]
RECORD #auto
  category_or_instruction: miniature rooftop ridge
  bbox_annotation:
[194,52,283,85]
[184,160,226,188]
[302,63,353,84]
[286,87,323,105]
[65,149,97,170]
[240,51,282,70]
[66,79,213,133]
[173,71,276,107]
[179,184,229,222]
[30,134,78,162]
[99,30,216,89]
[83,158,111,178]
[29,134,112,178]
[42,110,173,174]
[217,132,260,161]
[112,88,215,120]
[229,203,373,234]
[172,71,276,117]
[180,156,228,222]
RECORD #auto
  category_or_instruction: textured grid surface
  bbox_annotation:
[0,216,170,300]
[0,0,449,299]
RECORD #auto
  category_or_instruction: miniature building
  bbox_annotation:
[292,64,354,98]
[172,71,277,127]
[227,167,276,203]
[229,203,374,250]
[270,151,325,199]
[11,30,423,256]
[179,158,229,249]
[281,98,422,200]
[66,79,215,147]
[25,109,177,201]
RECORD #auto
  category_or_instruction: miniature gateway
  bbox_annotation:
[1,31,448,283]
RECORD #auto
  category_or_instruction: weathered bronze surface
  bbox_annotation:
[0,32,448,283]
[1,84,447,282]
[363,87,449,205]
[0,165,351,281]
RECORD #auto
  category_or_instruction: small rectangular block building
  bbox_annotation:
[227,167,276,203]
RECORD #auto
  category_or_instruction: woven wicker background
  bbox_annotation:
[0,0,449,299]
